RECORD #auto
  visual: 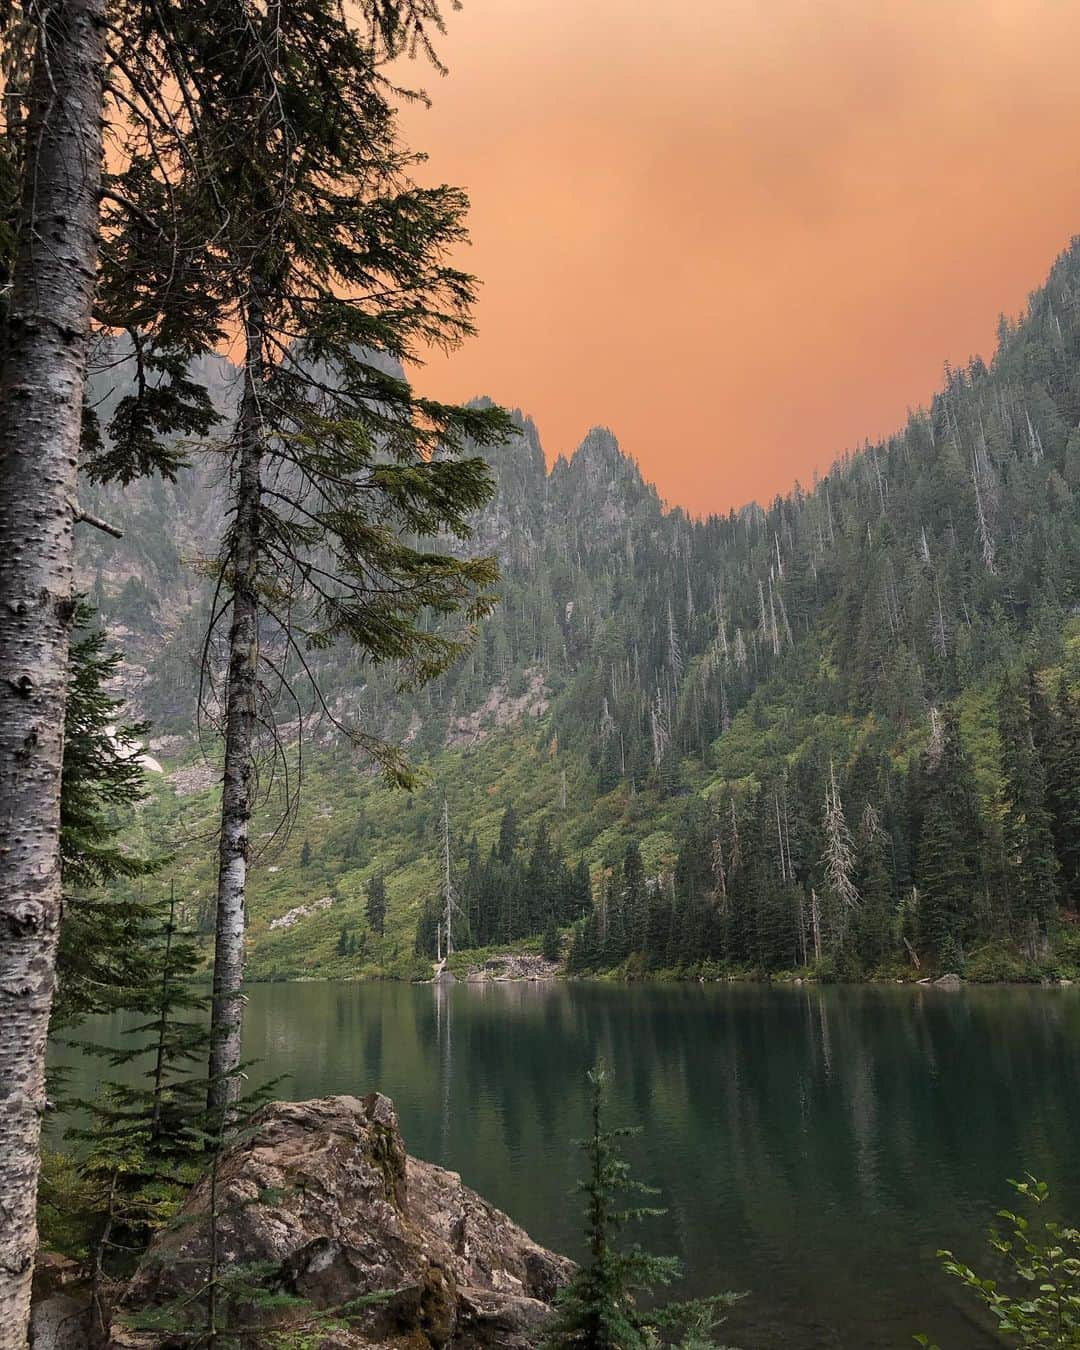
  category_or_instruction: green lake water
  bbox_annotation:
[51,980,1080,1348]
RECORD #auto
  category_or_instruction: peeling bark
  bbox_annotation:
[0,1,105,1341]
[207,306,264,1118]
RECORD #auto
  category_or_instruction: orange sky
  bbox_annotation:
[400,0,1080,516]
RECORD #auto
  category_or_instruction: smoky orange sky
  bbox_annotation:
[398,0,1080,516]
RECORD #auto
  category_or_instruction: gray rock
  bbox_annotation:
[469,954,559,982]
[933,972,963,989]
[114,1094,572,1347]
[30,1296,89,1350]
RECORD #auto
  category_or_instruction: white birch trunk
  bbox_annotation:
[207,309,264,1118]
[0,2,104,1339]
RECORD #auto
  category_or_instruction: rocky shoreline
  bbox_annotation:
[460,954,560,983]
[32,1096,573,1349]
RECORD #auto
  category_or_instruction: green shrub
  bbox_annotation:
[916,1176,1080,1348]
[964,944,1040,983]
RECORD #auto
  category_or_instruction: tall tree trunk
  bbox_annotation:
[0,2,104,1341]
[206,306,264,1118]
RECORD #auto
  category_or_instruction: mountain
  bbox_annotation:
[83,238,1080,983]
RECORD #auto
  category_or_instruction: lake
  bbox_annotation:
[51,980,1080,1348]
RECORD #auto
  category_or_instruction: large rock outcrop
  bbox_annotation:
[112,1094,572,1348]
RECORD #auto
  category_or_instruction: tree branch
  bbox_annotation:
[70,500,123,539]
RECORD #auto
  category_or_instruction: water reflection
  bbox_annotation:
[51,982,1080,1348]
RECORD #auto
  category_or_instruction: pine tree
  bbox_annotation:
[366,874,388,938]
[854,802,895,971]
[1041,673,1080,909]
[622,841,648,959]
[65,886,211,1325]
[542,917,562,964]
[498,804,520,866]
[998,674,1058,955]
[53,604,160,1027]
[915,708,982,958]
[544,1065,742,1349]
[158,0,512,1115]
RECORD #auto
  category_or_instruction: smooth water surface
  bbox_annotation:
[53,981,1080,1347]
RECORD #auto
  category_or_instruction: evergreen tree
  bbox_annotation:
[915,709,982,958]
[54,603,160,1027]
[1041,673,1080,909]
[542,917,562,964]
[498,804,521,865]
[544,1065,743,1349]
[161,0,511,1115]
[571,860,594,925]
[998,675,1058,953]
[366,874,388,937]
[623,841,648,961]
[65,887,211,1322]
[853,803,895,971]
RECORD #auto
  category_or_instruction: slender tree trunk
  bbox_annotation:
[207,307,264,1117]
[150,884,177,1134]
[0,2,104,1340]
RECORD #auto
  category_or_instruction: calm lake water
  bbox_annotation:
[52,980,1080,1348]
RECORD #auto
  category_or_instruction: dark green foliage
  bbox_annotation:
[999,675,1059,953]
[544,1066,743,1349]
[416,805,591,955]
[62,888,211,1310]
[366,873,388,937]
[566,677,1077,977]
[1033,671,1080,911]
[914,709,984,958]
[121,0,513,789]
[854,805,895,968]
[54,603,160,1027]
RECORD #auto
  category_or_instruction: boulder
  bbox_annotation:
[933,972,963,990]
[29,1296,89,1350]
[113,1094,572,1348]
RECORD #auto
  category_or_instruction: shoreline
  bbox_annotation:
[243,967,1080,991]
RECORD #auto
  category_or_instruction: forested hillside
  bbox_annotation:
[87,238,1080,983]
